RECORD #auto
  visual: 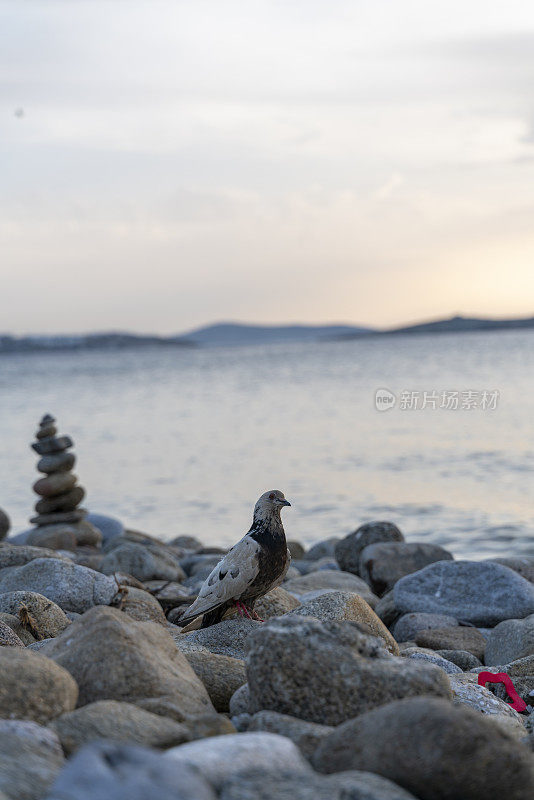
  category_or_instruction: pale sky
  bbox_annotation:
[2,0,534,334]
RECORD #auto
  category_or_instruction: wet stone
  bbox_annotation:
[33,472,77,498]
[37,452,76,474]
[35,486,85,515]
[31,435,73,455]
[31,510,86,526]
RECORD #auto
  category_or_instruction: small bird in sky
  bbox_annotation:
[179,490,291,629]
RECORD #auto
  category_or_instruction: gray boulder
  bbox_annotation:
[448,674,527,739]
[86,512,124,543]
[112,586,166,625]
[44,740,215,800]
[0,590,70,638]
[0,720,64,800]
[0,558,117,613]
[0,611,37,644]
[415,626,487,659]
[394,561,534,626]
[0,647,77,723]
[401,647,462,675]
[229,683,252,716]
[245,616,450,725]
[392,612,459,643]
[101,540,186,582]
[359,542,453,595]
[165,733,310,791]
[183,648,247,712]
[0,619,24,647]
[0,509,10,541]
[51,700,190,754]
[335,521,404,575]
[293,557,340,575]
[313,696,534,799]
[304,538,340,561]
[374,589,402,628]
[173,619,261,660]
[0,544,70,568]
[220,768,418,800]
[284,569,377,607]
[245,710,332,759]
[254,587,300,618]
[25,527,77,551]
[436,649,482,670]
[490,557,534,584]
[40,606,215,721]
[485,615,534,666]
[285,591,399,654]
[286,540,306,559]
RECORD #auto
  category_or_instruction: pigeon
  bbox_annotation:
[179,490,291,628]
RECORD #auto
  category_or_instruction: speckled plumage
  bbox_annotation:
[179,490,291,628]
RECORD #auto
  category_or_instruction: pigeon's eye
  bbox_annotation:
[269,493,275,500]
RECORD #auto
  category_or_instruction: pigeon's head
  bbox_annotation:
[254,490,291,519]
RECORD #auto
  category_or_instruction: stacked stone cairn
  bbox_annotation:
[31,414,86,526]
[27,414,101,549]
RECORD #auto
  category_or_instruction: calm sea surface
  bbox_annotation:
[1,330,532,559]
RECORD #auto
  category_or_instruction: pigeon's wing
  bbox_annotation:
[179,535,261,624]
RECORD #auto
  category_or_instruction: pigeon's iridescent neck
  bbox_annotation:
[250,504,286,543]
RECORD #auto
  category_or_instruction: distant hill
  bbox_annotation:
[2,315,532,354]
[181,322,374,346]
[334,314,534,340]
[0,332,194,354]
[385,314,534,336]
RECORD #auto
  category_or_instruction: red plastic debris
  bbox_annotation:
[477,671,527,713]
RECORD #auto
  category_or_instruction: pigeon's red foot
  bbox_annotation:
[250,609,264,621]
[234,600,253,619]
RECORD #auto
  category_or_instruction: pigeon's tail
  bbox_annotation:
[177,598,227,628]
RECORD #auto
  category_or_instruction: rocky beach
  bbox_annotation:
[0,417,533,799]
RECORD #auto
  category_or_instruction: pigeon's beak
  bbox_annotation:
[279,499,291,507]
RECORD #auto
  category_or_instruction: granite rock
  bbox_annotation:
[0,558,117,613]
[313,696,534,799]
[51,700,190,754]
[401,646,463,675]
[415,626,486,659]
[0,509,10,541]
[165,733,310,791]
[0,720,64,800]
[359,542,453,595]
[392,612,459,643]
[245,616,451,725]
[436,649,482,670]
[173,619,261,660]
[183,647,247,712]
[285,591,399,654]
[0,619,24,647]
[485,615,534,666]
[39,606,215,721]
[335,522,404,575]
[101,540,186,582]
[448,674,527,739]
[254,587,301,618]
[0,545,70,569]
[45,740,216,800]
[303,538,340,561]
[284,569,377,607]
[394,561,534,626]
[0,647,77,723]
[245,710,333,760]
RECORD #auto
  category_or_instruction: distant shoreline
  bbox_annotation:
[1,314,533,354]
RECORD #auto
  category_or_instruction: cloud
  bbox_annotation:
[1,0,534,333]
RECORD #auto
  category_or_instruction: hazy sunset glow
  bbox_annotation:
[2,0,534,334]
